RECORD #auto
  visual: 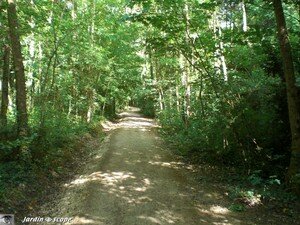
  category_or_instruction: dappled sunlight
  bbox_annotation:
[62,169,248,225]
[148,160,197,172]
[210,205,230,215]
[62,159,244,225]
[93,171,136,186]
[194,204,245,225]
[138,215,162,224]
[101,120,116,131]
[64,169,155,205]
[196,207,228,220]
[154,154,162,160]
[137,209,182,225]
[65,177,90,186]
[125,159,143,164]
[119,120,157,128]
[140,127,151,131]
[155,210,183,224]
[148,161,184,169]
[137,209,190,224]
[133,178,151,192]
[57,108,263,225]
[101,107,160,130]
[64,171,136,188]
[101,119,159,130]
[136,196,153,203]
[103,177,151,196]
[67,216,98,225]
[120,116,154,123]
[212,222,232,225]
[204,192,223,199]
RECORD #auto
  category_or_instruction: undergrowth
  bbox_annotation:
[157,103,299,214]
[0,113,106,217]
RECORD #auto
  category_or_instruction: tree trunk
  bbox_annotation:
[241,0,248,32]
[273,0,300,192]
[154,58,164,111]
[180,54,190,127]
[148,46,154,80]
[184,62,191,120]
[213,10,228,82]
[219,30,228,82]
[158,88,164,111]
[175,84,180,112]
[86,89,94,123]
[183,2,191,126]
[7,0,28,137]
[1,44,10,129]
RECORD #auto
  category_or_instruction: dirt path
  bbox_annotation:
[41,108,291,225]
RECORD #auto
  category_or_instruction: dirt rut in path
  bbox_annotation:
[42,108,285,225]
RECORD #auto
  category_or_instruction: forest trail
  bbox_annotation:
[44,108,278,225]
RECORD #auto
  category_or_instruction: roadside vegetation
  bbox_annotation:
[0,0,299,220]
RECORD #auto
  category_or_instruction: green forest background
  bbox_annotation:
[0,0,299,216]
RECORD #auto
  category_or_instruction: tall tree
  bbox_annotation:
[273,0,300,190]
[1,44,10,129]
[7,0,28,136]
[241,0,248,32]
[183,2,191,125]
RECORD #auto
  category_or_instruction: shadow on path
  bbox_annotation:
[48,107,285,225]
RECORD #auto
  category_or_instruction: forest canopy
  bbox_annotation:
[0,0,299,216]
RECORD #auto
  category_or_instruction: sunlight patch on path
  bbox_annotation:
[44,107,264,225]
[101,107,160,131]
[137,209,184,225]
[148,160,197,172]
[68,216,98,225]
[64,171,136,188]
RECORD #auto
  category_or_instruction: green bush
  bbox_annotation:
[158,70,289,177]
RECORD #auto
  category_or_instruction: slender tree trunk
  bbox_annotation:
[273,0,300,192]
[241,0,248,32]
[219,29,228,82]
[86,89,94,123]
[87,105,93,123]
[68,98,72,116]
[158,88,164,111]
[175,84,180,112]
[184,63,191,119]
[180,54,190,126]
[213,10,228,82]
[148,46,154,80]
[1,44,10,129]
[183,2,191,125]
[216,20,228,81]
[28,0,35,111]
[198,72,205,117]
[154,57,164,111]
[39,15,59,131]
[7,0,28,136]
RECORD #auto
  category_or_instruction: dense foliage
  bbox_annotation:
[129,0,299,186]
[0,0,143,213]
[0,0,299,214]
[0,0,142,153]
